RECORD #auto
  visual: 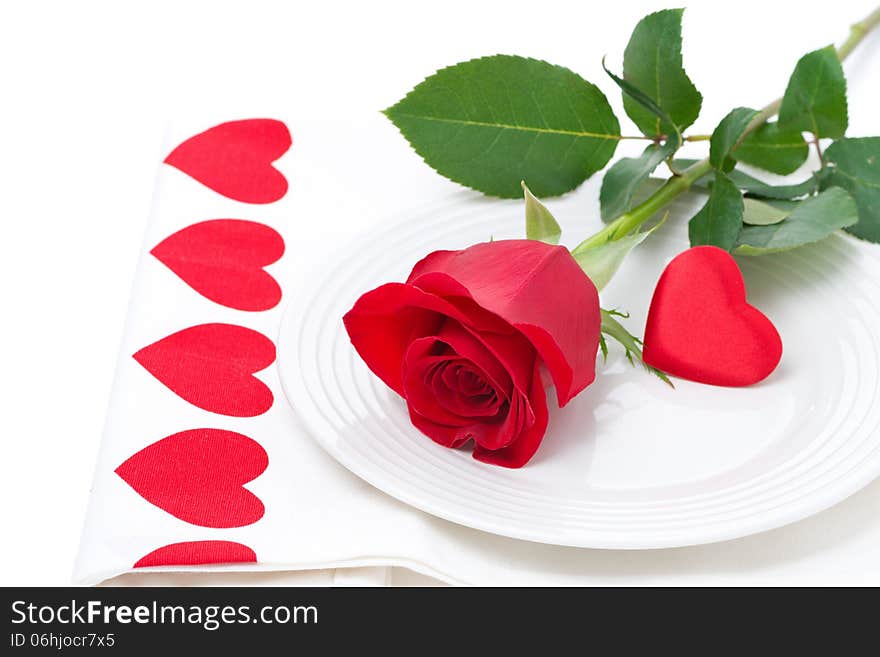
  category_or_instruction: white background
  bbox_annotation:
[1,0,878,585]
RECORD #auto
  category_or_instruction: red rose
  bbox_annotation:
[343,240,600,468]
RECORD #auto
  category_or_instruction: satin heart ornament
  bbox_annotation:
[116,428,268,528]
[642,246,782,386]
[151,219,284,311]
[164,119,291,203]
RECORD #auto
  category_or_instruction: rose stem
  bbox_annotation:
[573,4,880,253]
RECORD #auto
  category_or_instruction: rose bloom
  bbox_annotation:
[343,240,600,467]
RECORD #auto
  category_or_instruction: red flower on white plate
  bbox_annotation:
[344,240,600,468]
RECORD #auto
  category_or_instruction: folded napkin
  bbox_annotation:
[76,116,880,586]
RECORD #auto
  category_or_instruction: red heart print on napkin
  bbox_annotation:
[164,119,291,204]
[151,219,284,311]
[134,541,257,568]
[133,323,275,417]
[642,246,782,386]
[116,428,268,527]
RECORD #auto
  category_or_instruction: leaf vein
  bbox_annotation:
[389,113,622,140]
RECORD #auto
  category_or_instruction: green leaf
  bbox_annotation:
[778,45,848,139]
[572,232,649,291]
[756,199,801,213]
[522,181,561,244]
[675,158,818,199]
[710,107,758,171]
[599,143,675,221]
[572,215,665,291]
[600,176,668,224]
[823,137,880,242]
[622,8,702,136]
[631,176,667,203]
[735,187,858,255]
[727,170,817,200]
[602,60,681,149]
[727,169,817,200]
[384,55,620,198]
[600,309,672,386]
[735,122,809,174]
[742,198,791,225]
[688,172,744,250]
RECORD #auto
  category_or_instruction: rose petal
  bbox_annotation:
[407,400,515,452]
[408,366,537,455]
[407,404,471,448]
[408,249,458,282]
[344,281,530,397]
[434,318,540,448]
[455,368,488,396]
[442,296,516,335]
[457,325,535,398]
[403,334,507,423]
[407,240,600,406]
[435,319,512,395]
[436,363,502,418]
[343,283,475,396]
[402,338,471,426]
[473,359,549,468]
[473,392,532,451]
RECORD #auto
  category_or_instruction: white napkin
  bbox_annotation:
[76,116,880,586]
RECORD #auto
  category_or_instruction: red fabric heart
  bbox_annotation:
[164,119,291,204]
[133,323,275,417]
[116,428,268,528]
[642,246,782,386]
[151,219,284,311]
[134,541,257,568]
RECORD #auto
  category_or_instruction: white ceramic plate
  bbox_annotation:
[277,196,880,549]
